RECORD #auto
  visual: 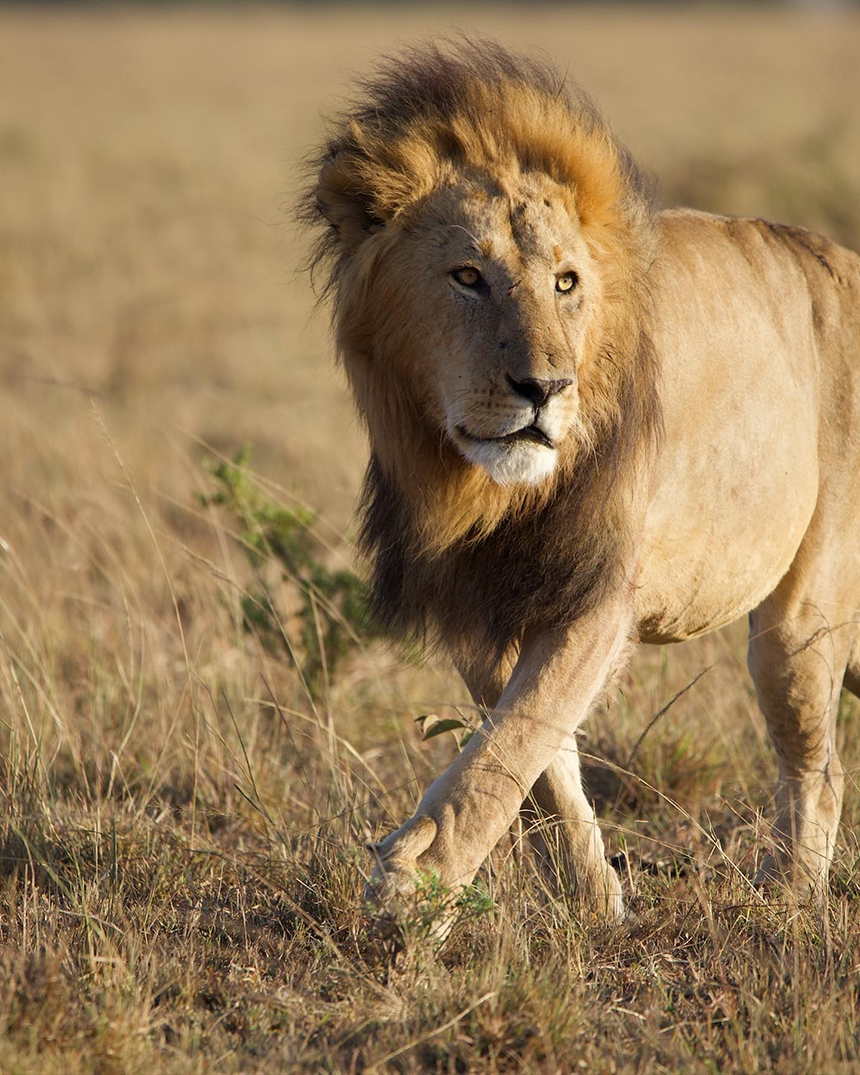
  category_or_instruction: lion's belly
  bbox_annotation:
[636,494,816,644]
[633,210,822,644]
[636,407,819,642]
[636,449,819,643]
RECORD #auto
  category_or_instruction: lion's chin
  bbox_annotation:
[457,438,558,486]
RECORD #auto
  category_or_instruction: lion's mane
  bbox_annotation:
[303,42,662,660]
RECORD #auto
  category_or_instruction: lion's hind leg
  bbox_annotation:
[748,583,856,901]
[843,651,860,700]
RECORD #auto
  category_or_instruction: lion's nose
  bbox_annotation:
[506,375,573,408]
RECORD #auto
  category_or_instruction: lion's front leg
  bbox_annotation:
[367,600,633,920]
[524,744,625,921]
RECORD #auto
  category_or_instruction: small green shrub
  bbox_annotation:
[201,446,380,697]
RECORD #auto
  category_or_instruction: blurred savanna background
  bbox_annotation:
[2,2,860,1071]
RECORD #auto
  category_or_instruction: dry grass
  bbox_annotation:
[1,4,860,1071]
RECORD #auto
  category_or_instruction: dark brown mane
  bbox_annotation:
[359,329,659,661]
[302,40,662,660]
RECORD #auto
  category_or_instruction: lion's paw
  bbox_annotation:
[365,813,438,911]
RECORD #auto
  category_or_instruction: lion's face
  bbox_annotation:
[371,173,600,486]
[311,43,656,556]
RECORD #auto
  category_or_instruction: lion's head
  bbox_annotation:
[304,42,661,654]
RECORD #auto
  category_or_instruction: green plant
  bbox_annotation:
[391,869,494,951]
[414,711,477,751]
[201,445,380,696]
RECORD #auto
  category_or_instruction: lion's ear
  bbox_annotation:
[315,150,388,255]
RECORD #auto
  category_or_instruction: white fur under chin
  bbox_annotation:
[458,439,558,486]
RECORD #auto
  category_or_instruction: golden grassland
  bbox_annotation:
[2,5,860,1071]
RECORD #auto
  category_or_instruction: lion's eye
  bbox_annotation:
[556,272,578,293]
[452,267,482,288]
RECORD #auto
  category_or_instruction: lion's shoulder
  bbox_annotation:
[658,207,858,292]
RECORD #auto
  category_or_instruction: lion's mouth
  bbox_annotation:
[456,423,555,450]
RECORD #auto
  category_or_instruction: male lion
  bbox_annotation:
[304,41,860,921]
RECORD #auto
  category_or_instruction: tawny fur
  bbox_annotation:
[304,42,658,552]
[303,41,860,923]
